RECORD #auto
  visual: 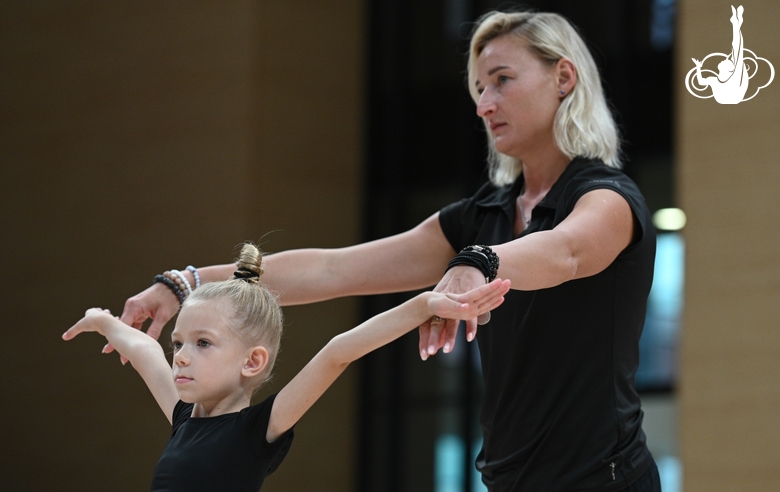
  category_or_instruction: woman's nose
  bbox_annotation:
[476,89,496,117]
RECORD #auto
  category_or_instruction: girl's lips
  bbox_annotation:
[175,377,193,384]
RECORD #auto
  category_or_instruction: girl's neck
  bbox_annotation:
[190,391,252,418]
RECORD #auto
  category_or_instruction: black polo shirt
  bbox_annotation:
[439,157,656,491]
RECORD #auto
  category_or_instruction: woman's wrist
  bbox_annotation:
[445,245,500,282]
[152,265,202,305]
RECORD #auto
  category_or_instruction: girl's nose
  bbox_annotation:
[174,349,189,366]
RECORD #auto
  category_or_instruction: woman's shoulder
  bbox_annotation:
[563,157,642,196]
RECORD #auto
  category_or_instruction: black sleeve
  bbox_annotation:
[171,400,193,432]
[562,168,654,246]
[438,181,503,252]
[242,393,295,475]
[439,198,471,252]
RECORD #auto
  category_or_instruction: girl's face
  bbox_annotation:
[170,301,251,407]
[474,36,562,160]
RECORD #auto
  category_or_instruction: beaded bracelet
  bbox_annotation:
[445,245,500,283]
[186,265,201,289]
[154,274,186,305]
[170,269,193,296]
[163,271,190,299]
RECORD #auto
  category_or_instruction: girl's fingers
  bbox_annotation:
[62,324,82,341]
[458,280,508,310]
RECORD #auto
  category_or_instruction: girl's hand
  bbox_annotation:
[62,308,113,344]
[418,265,487,360]
[427,278,510,320]
[420,278,510,359]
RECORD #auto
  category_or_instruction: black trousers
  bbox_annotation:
[623,459,662,492]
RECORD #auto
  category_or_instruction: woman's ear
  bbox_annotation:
[242,346,269,378]
[556,58,577,96]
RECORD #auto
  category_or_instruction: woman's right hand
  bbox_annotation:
[418,265,488,360]
[101,283,180,356]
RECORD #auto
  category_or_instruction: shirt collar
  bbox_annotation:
[475,156,591,213]
[474,174,524,219]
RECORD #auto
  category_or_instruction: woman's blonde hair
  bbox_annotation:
[184,243,284,388]
[467,10,622,186]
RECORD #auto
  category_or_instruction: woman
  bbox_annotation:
[119,10,660,492]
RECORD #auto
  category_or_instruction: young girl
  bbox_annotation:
[63,243,509,491]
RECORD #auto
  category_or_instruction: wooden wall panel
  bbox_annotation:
[0,2,363,490]
[676,1,780,490]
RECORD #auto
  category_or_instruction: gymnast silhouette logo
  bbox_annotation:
[685,5,774,104]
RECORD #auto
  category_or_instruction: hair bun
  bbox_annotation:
[234,243,264,283]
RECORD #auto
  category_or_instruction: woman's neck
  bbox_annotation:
[520,149,571,198]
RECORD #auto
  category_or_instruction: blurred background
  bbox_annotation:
[1,1,777,491]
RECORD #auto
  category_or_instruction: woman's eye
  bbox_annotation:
[197,339,211,348]
[497,75,509,85]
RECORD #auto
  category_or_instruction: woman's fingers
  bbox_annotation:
[426,319,447,356]
[419,321,431,360]
[440,318,460,354]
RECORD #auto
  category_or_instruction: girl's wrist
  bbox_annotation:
[420,291,440,317]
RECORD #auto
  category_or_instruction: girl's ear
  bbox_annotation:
[242,346,269,378]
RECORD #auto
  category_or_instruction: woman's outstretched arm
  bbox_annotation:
[118,213,456,346]
[63,310,179,424]
[265,279,510,442]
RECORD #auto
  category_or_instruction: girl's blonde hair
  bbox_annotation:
[467,10,622,186]
[184,243,284,387]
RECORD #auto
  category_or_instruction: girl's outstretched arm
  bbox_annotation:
[63,309,179,424]
[266,279,510,442]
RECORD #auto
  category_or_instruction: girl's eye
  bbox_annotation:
[476,87,485,95]
[497,75,509,85]
[171,341,182,351]
[197,339,211,348]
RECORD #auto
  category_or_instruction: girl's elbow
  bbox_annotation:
[322,336,353,369]
[129,339,165,364]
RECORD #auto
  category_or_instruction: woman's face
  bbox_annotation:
[474,36,562,160]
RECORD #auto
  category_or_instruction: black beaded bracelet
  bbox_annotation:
[445,245,500,282]
[154,274,186,305]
